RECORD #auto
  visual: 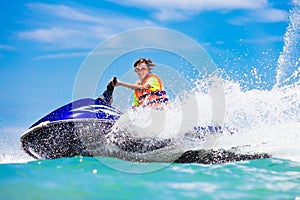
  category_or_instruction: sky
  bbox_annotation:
[0,0,292,131]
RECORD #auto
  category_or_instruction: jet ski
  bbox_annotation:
[20,78,270,164]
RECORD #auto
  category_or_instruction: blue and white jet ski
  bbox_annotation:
[20,78,270,164]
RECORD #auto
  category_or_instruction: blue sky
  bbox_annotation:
[0,0,292,129]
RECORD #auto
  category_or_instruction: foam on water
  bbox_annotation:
[209,81,300,162]
[0,127,34,164]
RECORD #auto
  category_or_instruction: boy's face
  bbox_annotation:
[135,63,150,80]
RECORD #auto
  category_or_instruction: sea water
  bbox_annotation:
[0,157,299,200]
[1,2,300,200]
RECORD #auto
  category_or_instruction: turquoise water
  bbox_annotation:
[1,157,299,200]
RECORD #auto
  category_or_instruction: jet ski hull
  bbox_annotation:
[21,118,270,163]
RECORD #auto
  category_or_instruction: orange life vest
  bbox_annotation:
[134,74,169,107]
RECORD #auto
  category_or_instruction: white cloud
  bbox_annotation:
[107,0,268,21]
[107,0,288,24]
[0,44,14,51]
[17,1,288,53]
[154,9,190,21]
[18,26,114,49]
[18,27,80,43]
[255,8,288,23]
[34,51,89,60]
[27,3,103,23]
[242,36,283,44]
[107,0,267,11]
[18,3,156,50]
[229,8,288,25]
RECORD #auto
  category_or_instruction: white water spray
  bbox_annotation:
[214,0,300,161]
[276,0,300,88]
